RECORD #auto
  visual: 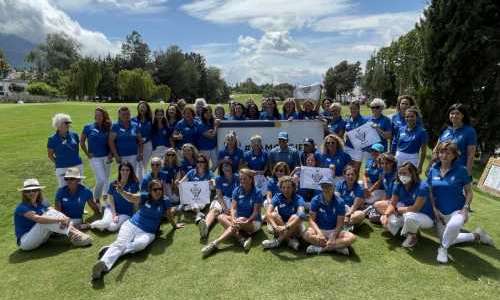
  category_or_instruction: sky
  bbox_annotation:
[0,0,428,85]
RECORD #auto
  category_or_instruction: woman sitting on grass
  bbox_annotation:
[201,168,262,257]
[262,176,306,251]
[91,179,184,281]
[303,177,356,256]
[14,178,92,251]
[90,161,139,232]
[335,165,366,230]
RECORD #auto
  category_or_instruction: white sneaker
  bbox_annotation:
[287,238,300,251]
[262,238,280,249]
[334,247,350,256]
[306,245,323,255]
[201,242,217,257]
[198,219,208,239]
[474,227,495,246]
[437,247,448,263]
[242,237,252,251]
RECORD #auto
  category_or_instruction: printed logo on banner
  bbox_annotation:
[311,170,323,184]
[180,181,211,206]
[190,183,202,202]
[300,166,333,191]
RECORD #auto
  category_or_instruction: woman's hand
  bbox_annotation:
[112,215,119,223]
[58,216,70,228]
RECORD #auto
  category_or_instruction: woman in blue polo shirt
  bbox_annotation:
[162,148,180,203]
[363,143,385,204]
[81,107,112,203]
[393,107,428,174]
[47,113,83,188]
[327,102,346,137]
[343,100,368,171]
[179,143,199,177]
[151,108,172,159]
[217,131,244,173]
[141,157,172,193]
[201,169,261,257]
[172,105,200,150]
[91,179,184,280]
[260,98,281,120]
[264,162,290,211]
[133,101,153,181]
[109,106,143,175]
[368,98,392,152]
[390,95,421,153]
[303,178,356,255]
[380,162,434,248]
[14,178,92,250]
[230,102,246,120]
[291,153,321,206]
[281,98,299,120]
[320,134,352,183]
[214,104,227,120]
[374,153,398,218]
[91,161,139,232]
[436,103,477,175]
[55,167,101,230]
[198,106,219,168]
[167,104,181,127]
[428,142,494,263]
[246,102,260,120]
[336,165,366,228]
[262,176,306,251]
[243,135,269,196]
[297,99,320,120]
[199,159,240,241]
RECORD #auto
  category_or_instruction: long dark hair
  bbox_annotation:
[246,102,260,120]
[201,106,215,127]
[137,101,153,122]
[21,190,44,204]
[117,161,138,184]
[446,103,470,125]
[95,107,112,132]
[152,108,168,133]
[264,98,281,119]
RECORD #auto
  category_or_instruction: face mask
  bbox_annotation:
[399,175,412,184]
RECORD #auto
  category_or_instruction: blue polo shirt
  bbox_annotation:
[218,147,244,173]
[298,111,319,120]
[271,193,305,222]
[391,113,422,153]
[328,117,346,136]
[259,111,280,120]
[281,112,299,120]
[438,125,477,167]
[180,159,196,174]
[82,123,110,158]
[345,114,368,148]
[395,125,428,154]
[335,180,364,207]
[131,117,152,143]
[427,161,472,215]
[266,177,280,196]
[269,146,301,170]
[310,194,346,230]
[365,158,383,184]
[185,169,214,182]
[197,121,217,151]
[369,115,392,151]
[47,131,82,168]
[383,171,397,196]
[162,165,179,182]
[14,202,48,245]
[232,186,262,220]
[111,121,139,156]
[392,181,433,218]
[151,126,171,150]
[108,181,139,216]
[243,150,268,171]
[129,193,171,233]
[55,184,93,219]
[141,171,173,192]
[216,174,240,198]
[297,186,321,203]
[174,119,200,149]
[319,151,352,176]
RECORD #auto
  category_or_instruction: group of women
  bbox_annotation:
[13,96,495,281]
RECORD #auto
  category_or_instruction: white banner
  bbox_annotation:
[293,83,322,100]
[345,122,381,150]
[217,120,325,153]
[299,166,333,191]
[179,181,211,207]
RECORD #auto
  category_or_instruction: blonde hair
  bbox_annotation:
[322,134,344,153]
[370,98,386,109]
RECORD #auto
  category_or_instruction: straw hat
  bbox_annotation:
[18,178,46,191]
[63,167,86,179]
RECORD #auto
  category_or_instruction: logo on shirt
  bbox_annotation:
[62,197,69,202]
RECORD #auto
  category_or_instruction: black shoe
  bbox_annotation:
[97,246,110,260]
[91,261,107,281]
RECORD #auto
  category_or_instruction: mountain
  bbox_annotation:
[0,33,36,69]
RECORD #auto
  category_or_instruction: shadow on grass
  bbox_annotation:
[354,222,375,239]
[9,238,75,264]
[201,229,268,259]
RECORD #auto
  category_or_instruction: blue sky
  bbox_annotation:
[0,0,428,84]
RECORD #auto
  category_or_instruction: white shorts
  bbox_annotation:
[395,151,419,168]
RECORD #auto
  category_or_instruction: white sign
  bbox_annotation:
[217,120,325,153]
[179,181,211,207]
[254,174,268,196]
[299,166,333,191]
[484,165,500,191]
[345,123,381,150]
[293,83,322,100]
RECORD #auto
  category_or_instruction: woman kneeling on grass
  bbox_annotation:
[303,178,356,255]
[262,176,306,251]
[380,162,434,248]
[91,179,184,280]
[14,179,91,251]
[201,168,262,257]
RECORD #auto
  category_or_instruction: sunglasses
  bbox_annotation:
[24,189,40,194]
[166,153,176,157]
[151,163,161,167]
[276,169,285,172]
[64,121,72,125]
[325,142,335,145]
[64,178,79,182]
[152,188,163,192]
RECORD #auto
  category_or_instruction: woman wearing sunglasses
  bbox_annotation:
[368,98,392,152]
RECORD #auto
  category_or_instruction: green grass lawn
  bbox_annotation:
[0,100,499,299]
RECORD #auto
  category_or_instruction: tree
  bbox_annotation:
[26,33,80,73]
[154,84,171,102]
[0,48,10,78]
[66,57,102,100]
[96,55,119,100]
[153,46,189,99]
[27,82,59,96]
[323,60,361,99]
[118,68,156,101]
[120,31,151,70]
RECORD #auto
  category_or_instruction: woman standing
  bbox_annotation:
[303,178,356,255]
[368,98,392,152]
[391,95,418,153]
[166,104,181,128]
[91,179,184,280]
[133,101,153,181]
[47,113,83,187]
[151,108,172,159]
[343,101,368,172]
[197,106,219,168]
[327,103,346,138]
[201,169,261,257]
[428,142,493,263]
[172,106,200,152]
[81,107,113,204]
[90,161,139,232]
[14,178,91,250]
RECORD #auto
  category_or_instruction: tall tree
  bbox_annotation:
[0,48,10,78]
[26,33,80,73]
[324,60,361,99]
[65,57,102,100]
[118,68,155,101]
[120,31,151,70]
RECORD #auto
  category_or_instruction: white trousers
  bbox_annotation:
[436,210,475,249]
[395,151,419,168]
[136,141,153,182]
[400,212,434,235]
[90,206,129,232]
[121,155,138,177]
[100,220,155,270]
[55,164,83,188]
[19,209,70,250]
[200,149,218,170]
[89,157,111,200]
[152,146,168,160]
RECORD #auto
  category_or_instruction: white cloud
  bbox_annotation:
[0,0,121,57]
[52,0,169,14]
